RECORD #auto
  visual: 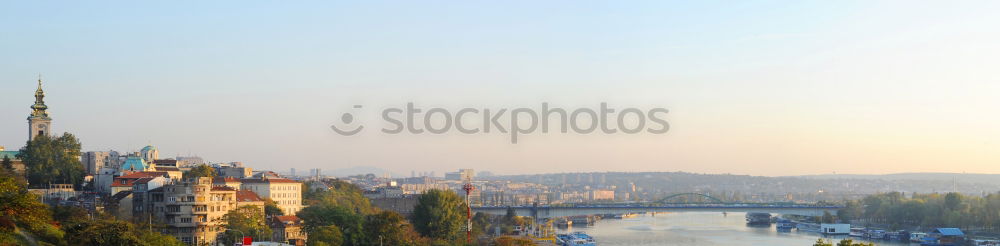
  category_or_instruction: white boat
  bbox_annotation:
[867,230,886,239]
[850,228,866,237]
[556,232,597,246]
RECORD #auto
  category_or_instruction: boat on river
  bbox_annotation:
[746,212,771,225]
[850,228,866,237]
[556,232,597,246]
[775,218,795,231]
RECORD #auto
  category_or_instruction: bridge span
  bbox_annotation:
[472,204,842,218]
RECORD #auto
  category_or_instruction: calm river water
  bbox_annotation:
[555,212,913,246]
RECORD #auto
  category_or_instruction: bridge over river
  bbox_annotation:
[472,193,842,218]
[473,204,842,218]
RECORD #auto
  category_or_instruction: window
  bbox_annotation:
[180,217,192,223]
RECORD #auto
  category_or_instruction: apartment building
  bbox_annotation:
[148,177,241,245]
[240,177,303,215]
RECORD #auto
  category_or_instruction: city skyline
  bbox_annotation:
[3,1,999,176]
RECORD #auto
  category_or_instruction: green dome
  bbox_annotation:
[121,156,148,171]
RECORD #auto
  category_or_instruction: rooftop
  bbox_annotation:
[273,215,302,226]
[121,156,148,171]
[153,159,177,166]
[241,178,300,184]
[0,151,20,160]
[236,190,263,202]
[133,177,158,185]
[934,228,964,236]
[211,186,237,192]
[118,171,169,179]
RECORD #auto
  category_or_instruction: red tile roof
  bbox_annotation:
[241,178,300,184]
[236,190,263,202]
[133,177,157,184]
[274,215,301,223]
[111,179,137,187]
[114,172,170,187]
[211,186,237,191]
[118,172,169,179]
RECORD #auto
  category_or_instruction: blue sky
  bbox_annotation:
[2,1,998,176]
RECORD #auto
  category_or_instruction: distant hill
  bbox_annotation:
[324,166,403,178]
[795,173,1000,186]
[489,171,1000,201]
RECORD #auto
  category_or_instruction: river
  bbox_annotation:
[554,212,913,246]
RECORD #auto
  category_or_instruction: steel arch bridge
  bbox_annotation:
[655,193,726,204]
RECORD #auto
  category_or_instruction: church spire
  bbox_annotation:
[30,75,49,119]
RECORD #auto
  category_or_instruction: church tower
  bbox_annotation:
[28,76,52,141]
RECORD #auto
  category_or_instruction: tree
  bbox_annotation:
[836,200,863,222]
[182,164,216,179]
[813,239,832,246]
[0,174,64,245]
[821,211,836,223]
[472,212,494,237]
[298,204,365,246]
[504,207,517,224]
[17,133,85,188]
[945,192,962,211]
[304,179,373,214]
[265,199,285,217]
[835,238,874,246]
[220,205,272,245]
[411,189,467,242]
[363,211,427,246]
[0,156,12,172]
[64,218,182,246]
[51,205,90,226]
[0,156,25,186]
[310,225,345,246]
[65,219,143,245]
[138,229,186,246]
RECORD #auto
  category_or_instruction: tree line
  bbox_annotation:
[837,191,1000,231]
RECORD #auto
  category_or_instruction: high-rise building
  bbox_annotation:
[28,77,51,141]
[445,169,475,181]
[81,151,112,175]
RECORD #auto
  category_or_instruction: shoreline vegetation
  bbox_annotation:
[837,192,1000,235]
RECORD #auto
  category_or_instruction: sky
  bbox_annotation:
[1,1,999,176]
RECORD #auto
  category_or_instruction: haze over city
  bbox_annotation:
[2,1,999,176]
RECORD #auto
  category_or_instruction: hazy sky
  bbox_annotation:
[2,1,998,176]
